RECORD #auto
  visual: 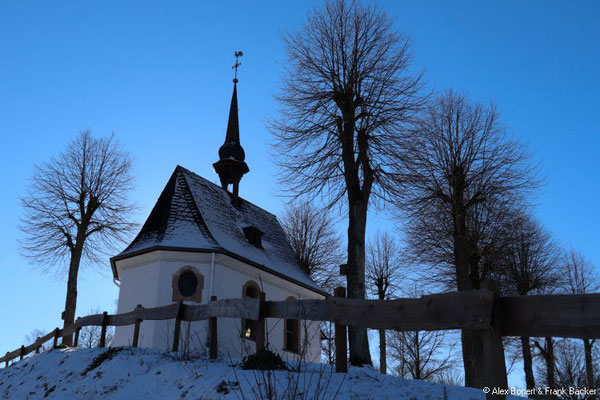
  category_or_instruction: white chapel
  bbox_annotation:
[111,74,326,362]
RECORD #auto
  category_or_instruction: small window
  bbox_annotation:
[172,267,204,302]
[242,281,260,340]
[284,297,300,353]
[242,226,264,249]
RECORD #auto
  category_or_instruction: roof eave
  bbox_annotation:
[110,246,328,297]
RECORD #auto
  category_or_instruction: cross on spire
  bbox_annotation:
[232,51,243,83]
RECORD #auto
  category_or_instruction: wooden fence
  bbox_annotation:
[2,282,600,400]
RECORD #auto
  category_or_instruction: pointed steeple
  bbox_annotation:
[225,83,240,143]
[213,51,249,202]
[218,82,245,162]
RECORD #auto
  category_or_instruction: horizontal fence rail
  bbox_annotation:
[265,290,495,331]
[499,293,600,339]
[76,298,261,327]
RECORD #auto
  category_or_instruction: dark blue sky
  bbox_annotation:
[0,0,598,379]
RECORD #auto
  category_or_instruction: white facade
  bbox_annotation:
[113,250,325,363]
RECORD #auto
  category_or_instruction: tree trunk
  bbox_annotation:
[521,336,536,397]
[379,329,386,374]
[453,195,484,388]
[545,337,556,395]
[62,245,83,346]
[583,339,595,392]
[414,332,421,380]
[346,200,372,366]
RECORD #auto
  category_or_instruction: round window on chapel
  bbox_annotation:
[178,271,198,297]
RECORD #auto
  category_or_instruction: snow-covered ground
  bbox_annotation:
[0,347,520,399]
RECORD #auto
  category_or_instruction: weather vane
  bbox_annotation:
[232,51,243,83]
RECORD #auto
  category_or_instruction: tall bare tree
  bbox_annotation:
[498,212,560,396]
[271,0,424,365]
[366,231,402,374]
[562,248,600,394]
[20,131,136,345]
[395,91,537,387]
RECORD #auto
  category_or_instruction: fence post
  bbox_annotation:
[99,311,108,348]
[255,292,266,352]
[4,352,8,367]
[334,286,348,373]
[74,326,81,347]
[209,296,218,359]
[35,337,41,354]
[172,301,184,352]
[480,280,508,400]
[132,304,143,348]
[53,328,60,348]
[19,345,25,361]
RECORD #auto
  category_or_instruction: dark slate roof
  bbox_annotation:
[112,166,324,294]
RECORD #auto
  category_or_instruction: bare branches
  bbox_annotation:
[19,130,137,273]
[271,0,425,208]
[498,212,561,296]
[279,201,343,290]
[388,329,454,381]
[366,231,402,300]
[397,90,537,220]
[562,248,599,295]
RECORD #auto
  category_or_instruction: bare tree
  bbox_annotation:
[562,248,600,394]
[366,231,402,374]
[77,308,115,348]
[388,330,454,381]
[279,201,343,364]
[404,196,516,292]
[24,329,51,353]
[395,90,537,387]
[271,0,424,366]
[280,201,342,290]
[535,337,558,396]
[553,339,588,400]
[498,212,560,396]
[320,320,336,365]
[20,131,136,345]
[387,285,455,382]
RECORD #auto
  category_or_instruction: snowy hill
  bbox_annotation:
[0,347,517,399]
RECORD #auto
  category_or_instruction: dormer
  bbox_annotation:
[242,225,263,249]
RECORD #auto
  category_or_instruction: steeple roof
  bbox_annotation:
[217,83,246,162]
[111,166,324,295]
[214,81,249,199]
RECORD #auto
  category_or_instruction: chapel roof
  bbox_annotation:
[110,165,324,294]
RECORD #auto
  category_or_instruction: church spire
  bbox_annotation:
[224,82,240,145]
[213,51,249,202]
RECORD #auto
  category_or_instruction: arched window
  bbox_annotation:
[242,281,260,340]
[172,267,204,302]
[284,297,300,353]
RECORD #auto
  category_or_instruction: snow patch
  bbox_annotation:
[0,347,524,399]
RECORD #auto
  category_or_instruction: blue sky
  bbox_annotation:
[0,0,598,385]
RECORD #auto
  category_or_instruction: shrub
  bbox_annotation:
[82,347,124,376]
[241,350,287,371]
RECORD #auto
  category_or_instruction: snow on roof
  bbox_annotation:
[114,166,323,293]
